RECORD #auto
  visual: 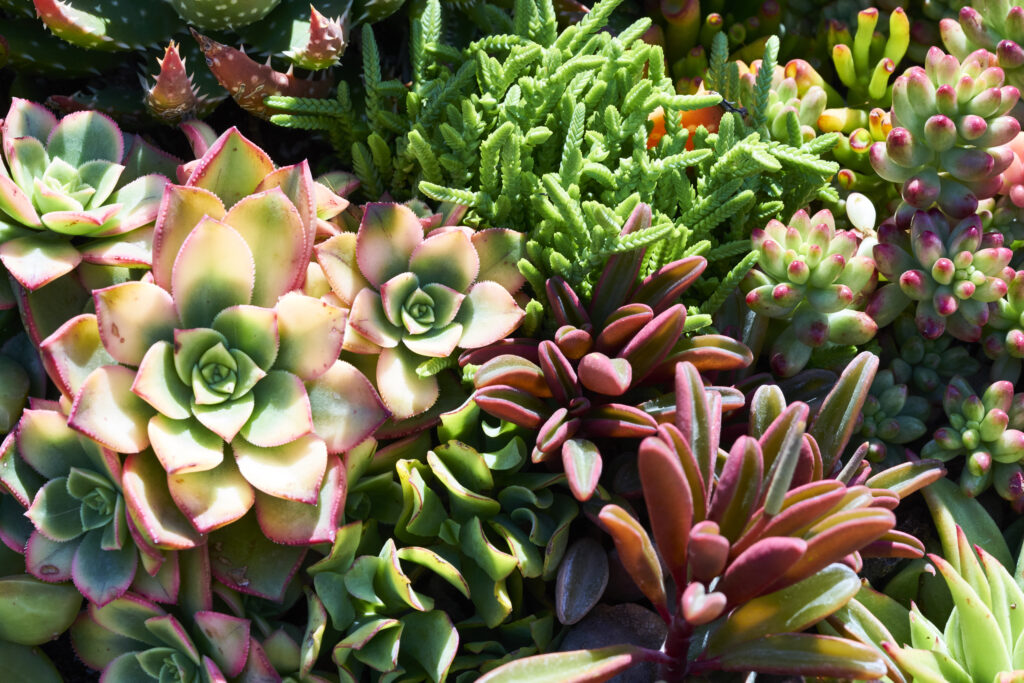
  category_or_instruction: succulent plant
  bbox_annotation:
[736,58,831,144]
[877,313,981,400]
[921,376,1024,503]
[984,269,1024,380]
[829,7,911,111]
[869,208,1014,341]
[38,127,388,544]
[743,207,878,376]
[315,201,526,421]
[941,0,1024,94]
[469,206,752,500]
[869,46,1021,218]
[476,355,943,682]
[855,368,930,463]
[0,99,174,291]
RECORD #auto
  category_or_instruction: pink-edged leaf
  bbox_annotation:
[208,512,306,601]
[255,161,317,261]
[688,521,731,582]
[239,371,313,448]
[171,218,254,329]
[472,355,550,396]
[577,352,632,396]
[379,271,421,327]
[674,362,717,486]
[377,345,439,420]
[41,204,122,236]
[404,323,463,358]
[93,282,177,366]
[308,360,389,454]
[254,453,344,545]
[476,645,650,683]
[151,185,226,290]
[631,256,707,313]
[132,341,192,420]
[15,407,103,480]
[222,188,306,307]
[69,366,154,453]
[130,551,179,604]
[538,340,580,405]
[98,175,170,237]
[80,227,155,267]
[731,482,850,559]
[638,433,692,588]
[561,438,602,501]
[191,393,254,444]
[315,232,369,305]
[71,528,136,606]
[184,128,274,206]
[274,293,346,381]
[716,536,808,608]
[356,203,423,287]
[193,611,251,678]
[580,403,658,438]
[597,504,667,618]
[148,414,224,474]
[473,384,547,429]
[0,173,43,227]
[4,98,57,141]
[409,229,479,291]
[233,433,327,504]
[456,281,525,349]
[588,204,652,325]
[546,277,589,328]
[708,436,764,541]
[45,110,123,166]
[659,334,754,375]
[39,313,116,398]
[122,451,203,550]
[680,582,727,625]
[617,304,686,383]
[472,228,525,293]
[25,529,75,582]
[167,453,254,533]
[706,633,886,678]
[594,305,655,356]
[0,235,82,291]
[349,288,402,348]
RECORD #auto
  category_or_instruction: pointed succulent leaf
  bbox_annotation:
[456,281,525,348]
[145,42,202,124]
[233,433,326,504]
[273,293,345,381]
[675,361,717,486]
[152,185,226,290]
[598,504,667,618]
[760,403,810,516]
[39,314,117,398]
[165,451,254,532]
[883,644,972,683]
[709,436,763,541]
[184,128,274,207]
[25,530,75,583]
[71,528,136,606]
[356,203,424,287]
[207,512,305,601]
[717,536,808,609]
[708,633,886,678]
[254,453,344,545]
[377,346,440,419]
[315,233,369,305]
[45,110,122,166]
[122,452,203,550]
[476,645,648,683]
[172,218,255,329]
[93,282,177,366]
[192,611,250,678]
[238,370,313,448]
[27,477,84,542]
[69,366,154,453]
[473,229,526,293]
[0,235,82,291]
[284,5,347,69]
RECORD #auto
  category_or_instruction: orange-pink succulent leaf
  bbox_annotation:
[717,536,808,609]
[598,505,668,618]
[192,31,333,119]
[705,563,861,654]
[39,313,117,398]
[473,355,550,396]
[254,453,344,545]
[93,282,177,367]
[69,366,155,453]
[538,340,580,405]
[733,482,849,557]
[581,403,658,438]
[594,304,651,349]
[222,189,307,307]
[859,529,927,558]
[315,232,369,305]
[306,360,388,454]
[151,185,226,290]
[256,161,317,260]
[349,289,403,348]
[184,128,275,207]
[192,611,250,678]
[705,633,887,678]
[709,436,764,541]
[546,277,589,328]
[588,204,652,324]
[473,384,548,429]
[809,351,879,472]
[409,230,480,291]
[0,234,82,290]
[674,362,717,486]
[864,459,946,499]
[662,334,755,374]
[562,438,602,501]
[273,294,346,381]
[146,42,202,123]
[775,507,896,589]
[759,402,810,516]
[576,353,633,396]
[376,345,440,419]
[148,414,224,475]
[122,452,203,549]
[233,433,326,504]
[171,219,255,329]
[356,204,425,288]
[631,256,708,314]
[618,304,686,382]
[456,282,526,349]
[687,523,731,582]
[638,433,692,587]
[238,371,313,448]
[476,644,652,683]
[165,453,254,533]
[655,424,708,521]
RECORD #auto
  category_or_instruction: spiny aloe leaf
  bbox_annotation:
[33,0,184,51]
[476,644,649,683]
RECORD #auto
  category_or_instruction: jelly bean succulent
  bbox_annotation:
[941,0,1024,93]
[870,46,1021,218]
[855,368,930,463]
[922,377,1024,502]
[38,127,388,545]
[984,269,1024,380]
[316,202,526,421]
[743,207,878,376]
[0,98,171,291]
[870,208,1013,340]
[879,313,982,400]
[478,355,944,682]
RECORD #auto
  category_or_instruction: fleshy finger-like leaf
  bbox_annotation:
[809,351,879,472]
[705,633,886,678]
[638,432,692,588]
[597,505,667,619]
[476,644,650,683]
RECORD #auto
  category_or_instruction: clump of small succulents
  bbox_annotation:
[855,367,931,463]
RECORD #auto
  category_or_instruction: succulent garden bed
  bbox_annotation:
[4,0,1024,681]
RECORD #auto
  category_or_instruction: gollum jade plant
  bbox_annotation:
[478,354,945,681]
[315,201,526,420]
[37,127,389,548]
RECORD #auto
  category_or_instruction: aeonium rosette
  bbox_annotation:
[316,203,527,420]
[38,128,388,548]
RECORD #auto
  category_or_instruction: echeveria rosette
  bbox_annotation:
[316,202,526,420]
[39,127,388,545]
[742,208,878,377]
[870,209,1013,341]
[922,377,1024,504]
[0,98,169,291]
[0,405,181,607]
[869,47,1021,218]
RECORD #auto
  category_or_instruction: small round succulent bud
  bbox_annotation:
[853,368,929,464]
